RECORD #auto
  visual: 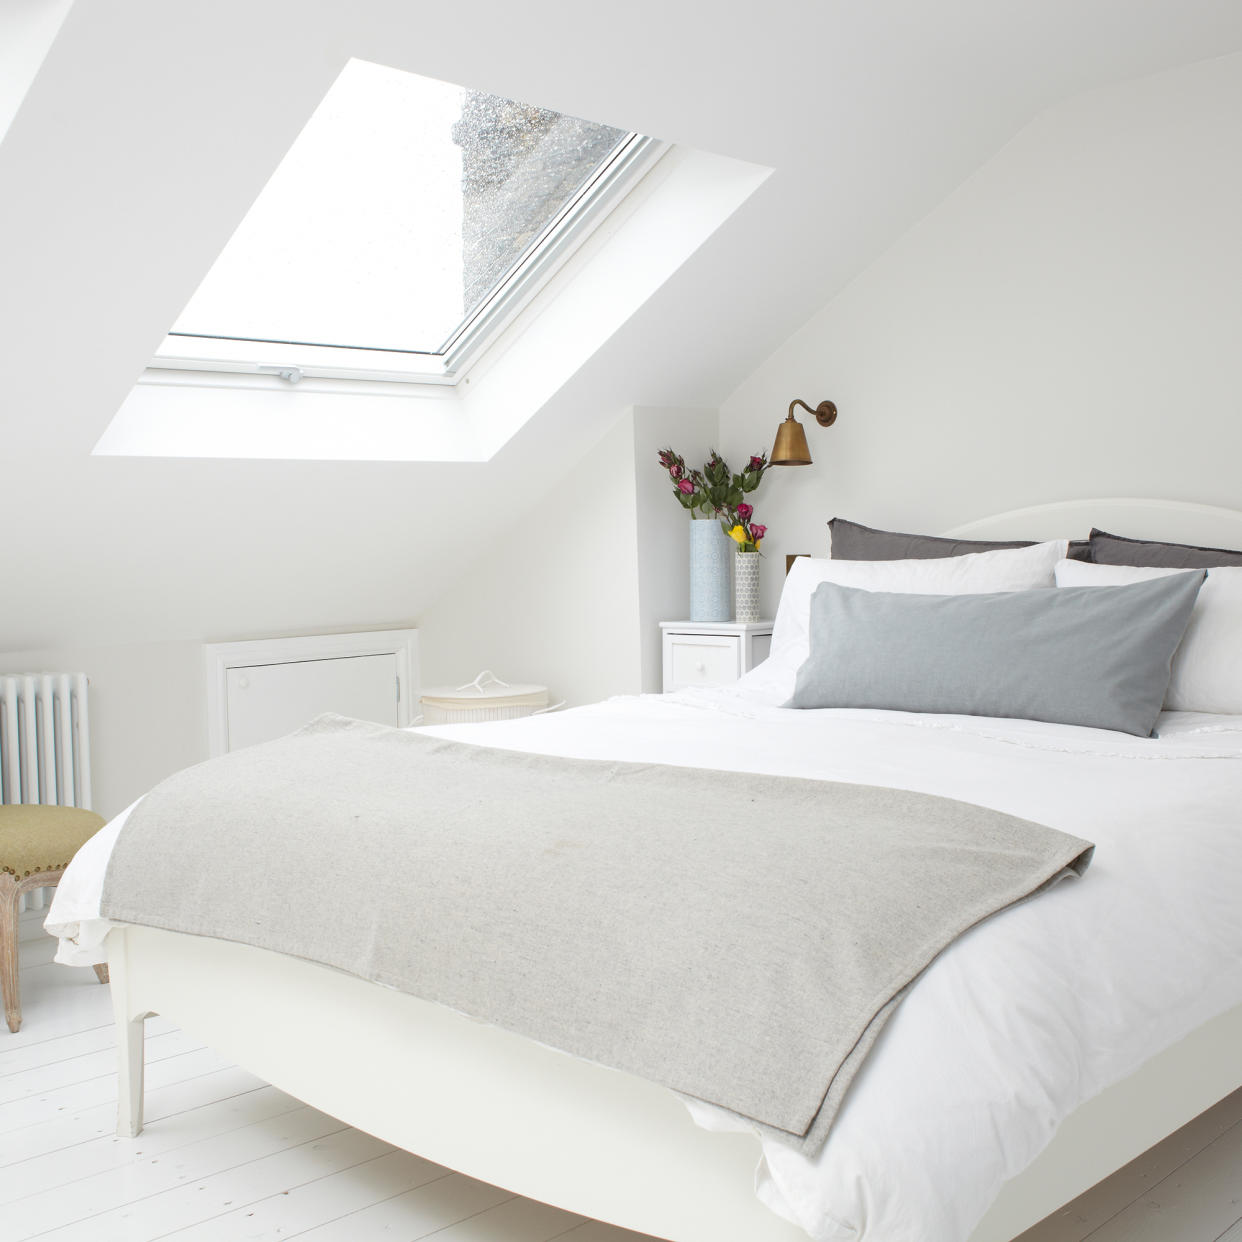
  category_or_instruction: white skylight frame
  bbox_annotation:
[150,128,663,388]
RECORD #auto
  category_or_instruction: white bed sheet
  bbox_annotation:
[47,685,1242,1242]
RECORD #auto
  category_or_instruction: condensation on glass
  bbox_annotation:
[169,60,630,357]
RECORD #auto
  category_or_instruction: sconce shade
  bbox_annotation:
[771,413,813,465]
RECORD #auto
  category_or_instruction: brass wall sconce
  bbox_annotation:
[771,399,837,466]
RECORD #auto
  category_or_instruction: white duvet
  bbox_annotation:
[47,680,1242,1242]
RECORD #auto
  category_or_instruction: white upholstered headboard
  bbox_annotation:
[944,498,1242,549]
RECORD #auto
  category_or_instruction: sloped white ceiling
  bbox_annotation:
[2,0,1241,649]
[0,0,72,146]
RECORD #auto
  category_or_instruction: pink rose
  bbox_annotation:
[749,456,764,471]
[737,502,753,520]
[751,524,767,540]
[677,478,695,495]
[669,463,683,479]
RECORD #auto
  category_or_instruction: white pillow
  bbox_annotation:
[1054,559,1242,714]
[769,540,1069,676]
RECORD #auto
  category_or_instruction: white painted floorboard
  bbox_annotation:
[2,912,1240,1242]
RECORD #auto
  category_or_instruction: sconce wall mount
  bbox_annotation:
[771,397,837,466]
[791,398,838,427]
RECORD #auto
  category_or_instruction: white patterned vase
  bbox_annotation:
[689,520,731,622]
[734,550,761,624]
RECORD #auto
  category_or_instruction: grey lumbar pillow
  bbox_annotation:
[788,572,1206,736]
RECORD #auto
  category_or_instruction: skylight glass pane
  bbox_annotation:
[170,59,629,357]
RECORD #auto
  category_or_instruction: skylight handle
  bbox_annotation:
[258,365,304,384]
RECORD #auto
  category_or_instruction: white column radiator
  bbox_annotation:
[0,673,92,912]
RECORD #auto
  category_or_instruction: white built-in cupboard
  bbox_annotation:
[205,630,419,756]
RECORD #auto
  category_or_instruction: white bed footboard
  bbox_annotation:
[967,1000,1242,1241]
[109,923,1242,1242]
[107,924,808,1242]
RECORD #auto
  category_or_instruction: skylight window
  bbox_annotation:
[152,59,655,384]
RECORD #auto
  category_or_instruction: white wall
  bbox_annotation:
[418,406,720,702]
[720,52,1242,616]
[0,642,206,819]
[417,412,644,706]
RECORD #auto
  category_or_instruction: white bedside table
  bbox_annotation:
[659,620,774,692]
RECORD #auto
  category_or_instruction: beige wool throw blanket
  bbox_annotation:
[101,715,1093,1154]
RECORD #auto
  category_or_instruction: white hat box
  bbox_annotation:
[419,670,554,725]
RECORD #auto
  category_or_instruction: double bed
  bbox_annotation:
[45,498,1242,1242]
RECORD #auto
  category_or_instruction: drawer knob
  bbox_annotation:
[695,661,706,673]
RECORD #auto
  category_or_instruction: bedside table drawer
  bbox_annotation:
[660,620,774,693]
[665,635,740,690]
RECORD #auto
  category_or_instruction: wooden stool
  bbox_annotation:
[0,804,108,1033]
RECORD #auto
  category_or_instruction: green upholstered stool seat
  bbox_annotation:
[0,804,105,878]
[1,803,108,1033]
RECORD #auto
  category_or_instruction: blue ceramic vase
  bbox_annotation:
[689,520,731,622]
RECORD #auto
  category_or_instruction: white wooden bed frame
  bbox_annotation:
[106,498,1242,1242]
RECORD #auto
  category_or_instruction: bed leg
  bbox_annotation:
[117,1012,146,1137]
[108,934,146,1138]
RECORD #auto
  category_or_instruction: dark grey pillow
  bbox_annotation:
[1088,527,1242,569]
[788,573,1205,736]
[828,517,1092,562]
